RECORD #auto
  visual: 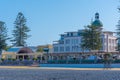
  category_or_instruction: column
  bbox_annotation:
[23,55,24,61]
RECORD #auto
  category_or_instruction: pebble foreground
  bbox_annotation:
[0,68,120,80]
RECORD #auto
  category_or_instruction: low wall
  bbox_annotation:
[40,64,120,68]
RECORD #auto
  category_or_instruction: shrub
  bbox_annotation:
[68,60,80,64]
[19,58,23,61]
[1,58,4,61]
[8,58,12,61]
[26,57,30,60]
[12,58,16,61]
[33,58,38,61]
[114,59,120,63]
[47,60,56,64]
[57,60,66,64]
[97,59,104,63]
[81,60,94,64]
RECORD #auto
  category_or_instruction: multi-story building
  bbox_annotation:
[53,13,117,53]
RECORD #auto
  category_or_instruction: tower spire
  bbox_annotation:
[91,12,103,27]
[95,12,99,20]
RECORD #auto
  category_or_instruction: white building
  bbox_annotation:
[53,13,117,53]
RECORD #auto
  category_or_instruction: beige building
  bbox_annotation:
[37,44,53,53]
[2,47,43,60]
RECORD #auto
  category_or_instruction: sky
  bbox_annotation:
[0,0,119,46]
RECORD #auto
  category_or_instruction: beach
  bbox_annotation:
[0,66,120,80]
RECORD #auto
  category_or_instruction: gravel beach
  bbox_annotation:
[0,67,120,80]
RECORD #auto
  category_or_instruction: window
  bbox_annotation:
[54,47,58,52]
[71,33,73,36]
[60,47,64,52]
[65,46,70,52]
[104,38,106,43]
[109,46,111,50]
[78,32,81,36]
[104,45,107,50]
[72,46,79,51]
[67,33,69,36]
[101,38,104,43]
[75,39,78,44]
[71,39,78,44]
[109,39,111,44]
[112,39,114,44]
[65,39,70,44]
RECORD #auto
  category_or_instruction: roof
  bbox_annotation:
[7,47,35,54]
[7,47,22,53]
[91,20,103,27]
[103,31,114,33]
[17,47,33,54]
[64,31,77,33]
[91,12,103,27]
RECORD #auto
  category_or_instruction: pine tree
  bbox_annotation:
[81,25,102,52]
[12,12,30,46]
[0,21,9,54]
[116,19,120,51]
[116,7,120,51]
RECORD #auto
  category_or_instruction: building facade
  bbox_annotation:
[37,44,53,53]
[2,47,43,60]
[53,13,117,53]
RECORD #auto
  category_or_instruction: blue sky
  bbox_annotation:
[0,0,119,46]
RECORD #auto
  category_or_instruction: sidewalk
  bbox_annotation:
[0,66,120,71]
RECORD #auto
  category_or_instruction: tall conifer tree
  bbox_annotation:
[0,21,8,54]
[81,25,102,51]
[116,7,120,51]
[81,13,102,52]
[12,12,30,46]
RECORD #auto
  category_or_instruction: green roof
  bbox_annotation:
[91,20,103,27]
